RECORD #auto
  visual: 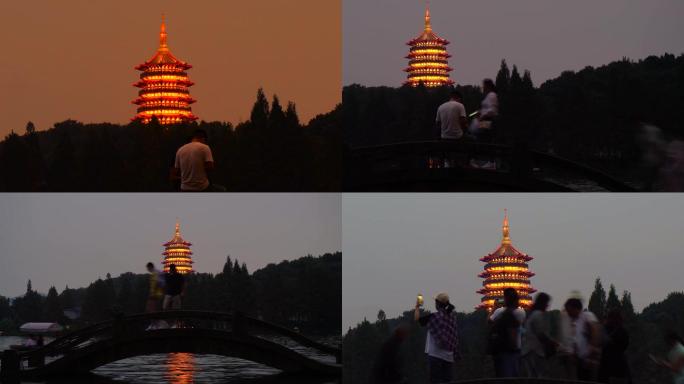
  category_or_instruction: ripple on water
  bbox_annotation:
[92,353,281,383]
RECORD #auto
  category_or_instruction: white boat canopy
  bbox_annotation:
[19,322,64,334]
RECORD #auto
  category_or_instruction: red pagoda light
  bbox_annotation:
[162,220,194,274]
[477,210,536,312]
[404,4,454,87]
[132,15,198,125]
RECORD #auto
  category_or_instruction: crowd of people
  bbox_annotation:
[371,289,684,384]
[144,262,185,329]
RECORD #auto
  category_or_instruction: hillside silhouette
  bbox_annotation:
[344,53,684,189]
[0,89,341,192]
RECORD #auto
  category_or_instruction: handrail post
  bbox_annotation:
[112,312,127,340]
[232,311,248,337]
[1,349,21,383]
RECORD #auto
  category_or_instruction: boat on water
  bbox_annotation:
[9,322,63,350]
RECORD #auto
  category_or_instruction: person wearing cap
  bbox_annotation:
[414,292,460,383]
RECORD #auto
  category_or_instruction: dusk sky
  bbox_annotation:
[343,194,684,330]
[344,0,684,87]
[0,194,341,298]
[0,0,340,137]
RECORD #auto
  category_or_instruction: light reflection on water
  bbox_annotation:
[1,336,339,384]
[92,353,282,383]
[165,353,194,384]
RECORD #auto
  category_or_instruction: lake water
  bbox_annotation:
[0,336,339,384]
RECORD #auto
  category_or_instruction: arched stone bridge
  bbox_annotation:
[346,140,636,192]
[0,310,340,381]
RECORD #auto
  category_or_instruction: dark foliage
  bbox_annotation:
[0,90,341,192]
[344,282,684,384]
[0,252,341,337]
[344,54,684,185]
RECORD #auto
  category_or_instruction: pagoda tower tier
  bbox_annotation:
[404,4,454,87]
[132,15,198,125]
[476,210,536,312]
[162,220,194,274]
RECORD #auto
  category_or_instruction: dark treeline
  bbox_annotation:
[0,89,341,192]
[0,252,341,336]
[343,278,684,384]
[344,53,684,184]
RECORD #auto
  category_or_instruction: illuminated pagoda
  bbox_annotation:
[404,3,454,87]
[132,15,198,125]
[477,210,536,312]
[161,220,194,274]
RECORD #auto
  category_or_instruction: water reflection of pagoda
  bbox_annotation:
[162,220,194,274]
[132,15,198,125]
[404,4,454,87]
[477,210,536,311]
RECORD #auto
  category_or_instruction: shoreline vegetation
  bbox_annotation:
[0,252,342,338]
[0,89,342,192]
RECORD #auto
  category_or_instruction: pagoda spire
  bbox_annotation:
[159,13,168,51]
[162,218,194,274]
[424,1,432,32]
[404,1,454,87]
[502,209,511,245]
[476,209,536,311]
[132,15,198,125]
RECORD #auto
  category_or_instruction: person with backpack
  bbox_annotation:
[414,292,460,383]
[522,292,558,377]
[489,288,526,377]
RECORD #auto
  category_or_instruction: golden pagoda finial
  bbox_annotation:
[175,217,180,236]
[502,209,511,245]
[159,13,168,51]
[424,1,432,32]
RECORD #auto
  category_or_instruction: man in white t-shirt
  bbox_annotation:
[435,89,468,140]
[559,297,600,381]
[172,129,215,191]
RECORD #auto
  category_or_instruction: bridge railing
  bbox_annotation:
[12,310,340,369]
[346,140,636,192]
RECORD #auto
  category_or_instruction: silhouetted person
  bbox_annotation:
[522,292,557,377]
[559,297,600,381]
[599,308,631,383]
[171,129,215,191]
[145,262,165,329]
[651,331,684,384]
[371,324,410,384]
[414,293,459,384]
[436,90,468,141]
[163,264,185,311]
[432,90,468,168]
[489,288,525,377]
[469,78,499,143]
[469,79,499,169]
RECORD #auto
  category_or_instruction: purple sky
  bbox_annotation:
[0,194,341,298]
[344,0,684,87]
[343,194,684,330]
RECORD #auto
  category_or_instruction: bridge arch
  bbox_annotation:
[2,311,340,381]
